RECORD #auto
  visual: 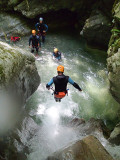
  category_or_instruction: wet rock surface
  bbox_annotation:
[109,122,120,145]
[0,41,40,160]
[70,118,111,139]
[107,0,120,103]
[0,116,39,160]
[46,135,114,160]
[0,12,30,38]
[0,41,40,103]
[81,9,111,49]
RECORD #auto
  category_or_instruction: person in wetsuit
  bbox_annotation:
[35,17,48,43]
[46,65,82,102]
[53,48,61,61]
[29,30,41,56]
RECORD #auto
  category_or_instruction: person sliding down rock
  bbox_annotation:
[35,17,48,43]
[29,30,41,57]
[46,65,82,102]
[53,48,61,61]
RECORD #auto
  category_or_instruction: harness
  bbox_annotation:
[38,23,46,33]
[38,32,46,36]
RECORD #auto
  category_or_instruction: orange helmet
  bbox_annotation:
[32,30,36,34]
[57,65,64,73]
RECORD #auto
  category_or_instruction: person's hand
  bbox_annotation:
[38,48,41,51]
[47,87,50,90]
[43,30,46,33]
[38,29,40,32]
[29,46,31,48]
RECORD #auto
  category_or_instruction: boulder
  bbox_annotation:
[46,135,114,160]
[0,41,40,103]
[0,12,31,38]
[81,9,111,49]
[0,41,40,135]
[107,0,120,103]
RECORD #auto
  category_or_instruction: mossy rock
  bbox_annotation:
[0,41,40,101]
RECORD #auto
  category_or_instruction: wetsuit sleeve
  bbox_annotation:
[35,23,39,31]
[46,78,54,88]
[68,77,82,91]
[29,36,32,46]
[68,77,74,85]
[44,24,48,32]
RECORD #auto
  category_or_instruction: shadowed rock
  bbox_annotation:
[81,9,111,49]
[0,13,31,38]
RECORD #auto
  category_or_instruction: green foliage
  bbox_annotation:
[111,28,120,33]
[112,38,120,53]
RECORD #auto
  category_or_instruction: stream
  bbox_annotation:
[10,30,120,160]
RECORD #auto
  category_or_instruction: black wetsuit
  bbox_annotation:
[29,35,41,53]
[35,23,48,43]
[46,75,82,93]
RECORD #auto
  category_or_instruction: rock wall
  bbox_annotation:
[0,41,40,159]
[107,0,120,103]
[0,0,96,18]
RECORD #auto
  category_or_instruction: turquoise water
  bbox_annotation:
[13,31,120,159]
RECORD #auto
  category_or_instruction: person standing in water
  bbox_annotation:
[53,48,61,61]
[35,17,48,43]
[29,30,41,56]
[46,65,82,102]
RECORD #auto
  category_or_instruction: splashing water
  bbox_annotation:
[10,30,120,159]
